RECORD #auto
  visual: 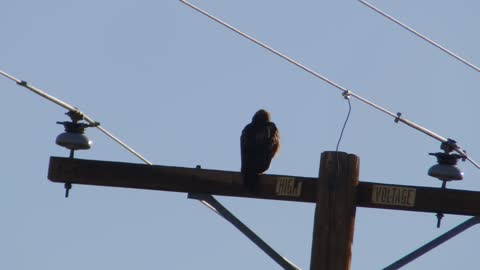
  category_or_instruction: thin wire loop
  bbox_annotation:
[179,0,480,170]
[0,70,152,165]
[336,97,352,152]
[334,97,352,188]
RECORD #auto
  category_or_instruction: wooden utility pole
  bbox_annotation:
[47,152,480,269]
[310,151,359,270]
[48,155,480,215]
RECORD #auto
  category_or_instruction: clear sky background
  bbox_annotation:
[2,1,480,269]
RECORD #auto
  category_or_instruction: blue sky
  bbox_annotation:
[2,1,480,269]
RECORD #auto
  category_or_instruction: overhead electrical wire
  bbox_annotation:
[0,70,152,165]
[179,0,480,170]
[358,0,480,74]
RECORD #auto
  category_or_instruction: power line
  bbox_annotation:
[358,0,480,74]
[179,0,480,170]
[0,70,152,165]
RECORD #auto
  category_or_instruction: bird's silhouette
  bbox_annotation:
[241,109,280,191]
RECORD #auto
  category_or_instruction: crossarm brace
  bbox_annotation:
[188,193,301,270]
[384,216,480,269]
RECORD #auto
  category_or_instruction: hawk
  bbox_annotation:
[241,109,280,190]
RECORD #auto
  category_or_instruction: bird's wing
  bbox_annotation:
[267,122,280,154]
[240,124,253,171]
[240,124,251,151]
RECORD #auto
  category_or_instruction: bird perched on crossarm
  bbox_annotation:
[241,109,280,191]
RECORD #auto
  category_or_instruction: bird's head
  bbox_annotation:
[252,109,271,124]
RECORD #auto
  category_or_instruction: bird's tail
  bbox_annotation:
[242,172,258,192]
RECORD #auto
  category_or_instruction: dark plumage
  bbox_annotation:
[241,109,280,190]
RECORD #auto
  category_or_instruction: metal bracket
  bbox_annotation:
[394,112,402,123]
